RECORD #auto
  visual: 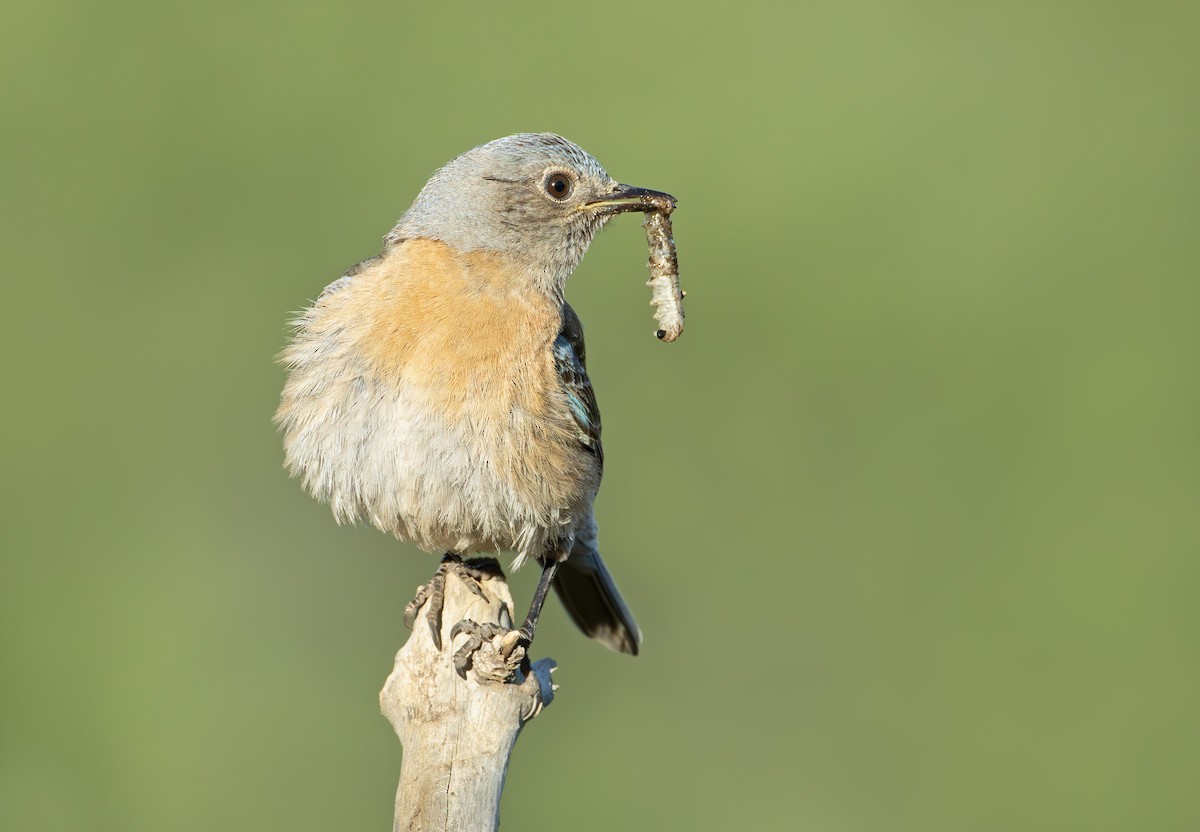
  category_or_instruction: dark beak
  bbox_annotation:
[586,183,677,215]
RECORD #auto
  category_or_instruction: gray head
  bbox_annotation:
[389,133,674,287]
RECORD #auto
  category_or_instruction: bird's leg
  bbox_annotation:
[403,553,491,650]
[518,558,561,645]
[449,558,562,680]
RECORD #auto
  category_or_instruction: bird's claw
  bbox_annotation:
[402,555,492,650]
[450,620,528,682]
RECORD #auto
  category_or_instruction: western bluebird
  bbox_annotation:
[275,133,676,659]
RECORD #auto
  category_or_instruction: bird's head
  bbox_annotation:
[390,133,675,289]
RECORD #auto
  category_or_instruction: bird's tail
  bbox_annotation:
[553,533,642,656]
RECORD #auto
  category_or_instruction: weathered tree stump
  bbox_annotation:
[380,559,557,832]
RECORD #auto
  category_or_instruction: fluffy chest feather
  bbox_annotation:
[275,239,600,559]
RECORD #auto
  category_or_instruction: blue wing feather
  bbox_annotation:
[554,304,603,467]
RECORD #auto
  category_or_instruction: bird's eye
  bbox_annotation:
[544,172,574,200]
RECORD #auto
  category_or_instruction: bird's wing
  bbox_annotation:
[554,303,603,467]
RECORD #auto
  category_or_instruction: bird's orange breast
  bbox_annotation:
[277,238,600,557]
[333,239,562,420]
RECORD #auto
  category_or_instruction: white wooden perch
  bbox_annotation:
[380,558,557,832]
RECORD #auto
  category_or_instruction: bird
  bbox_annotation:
[275,133,676,661]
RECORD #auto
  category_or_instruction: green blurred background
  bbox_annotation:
[3,1,1198,829]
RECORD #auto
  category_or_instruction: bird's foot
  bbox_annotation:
[449,620,529,682]
[403,554,496,650]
